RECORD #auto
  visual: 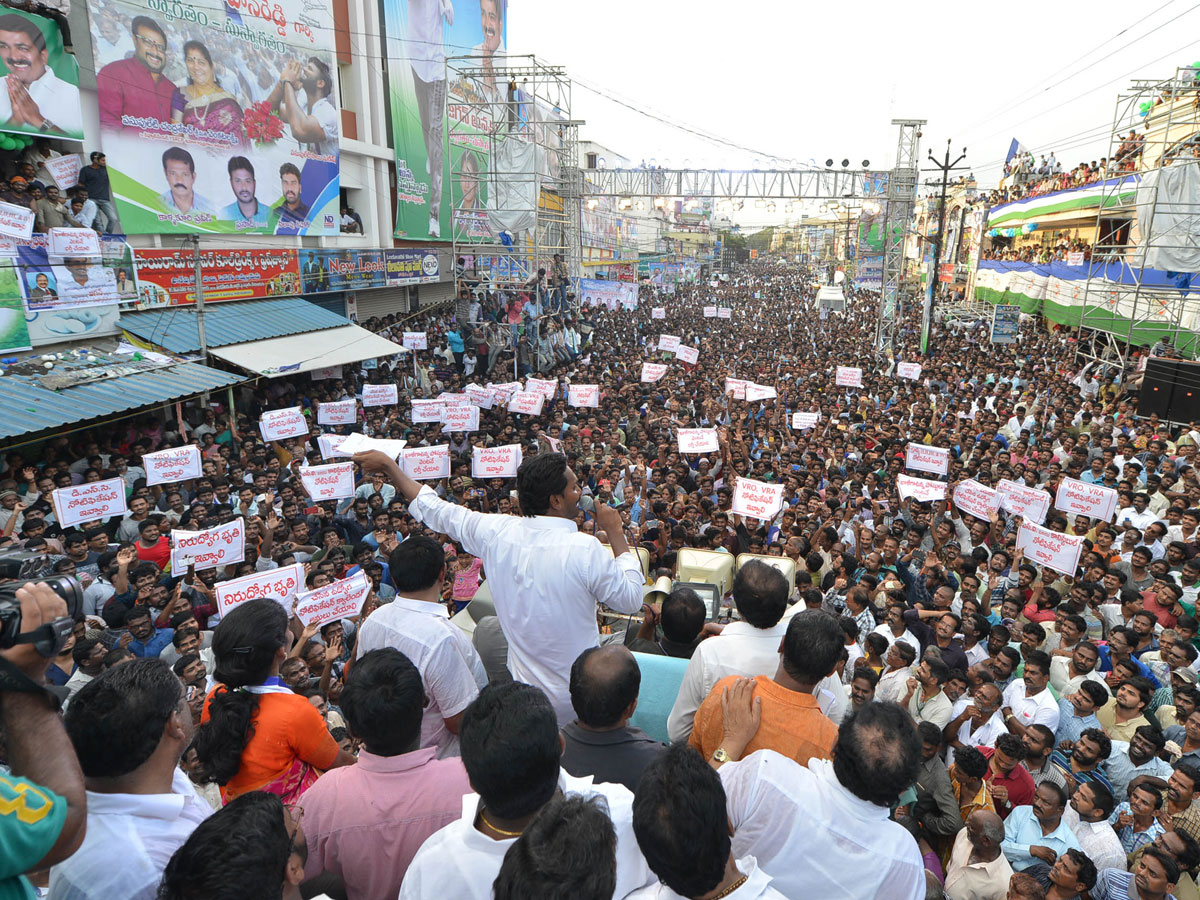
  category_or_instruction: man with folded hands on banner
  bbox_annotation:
[353,448,644,724]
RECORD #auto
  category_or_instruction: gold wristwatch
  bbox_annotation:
[712,747,732,764]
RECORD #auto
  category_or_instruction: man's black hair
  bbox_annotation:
[492,795,616,900]
[339,648,424,756]
[516,452,569,516]
[162,146,195,174]
[731,559,788,629]
[158,791,296,900]
[569,645,639,728]
[632,743,729,897]
[227,155,254,177]
[460,682,560,819]
[781,609,843,684]
[387,533,445,593]
[64,658,182,778]
[660,587,705,643]
[831,702,921,807]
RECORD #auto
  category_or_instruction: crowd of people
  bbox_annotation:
[982,236,1096,265]
[2,258,1200,900]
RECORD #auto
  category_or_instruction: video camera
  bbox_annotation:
[0,550,83,658]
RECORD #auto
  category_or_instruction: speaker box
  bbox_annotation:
[1138,358,1200,421]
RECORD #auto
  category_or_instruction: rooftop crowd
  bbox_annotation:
[2,258,1200,900]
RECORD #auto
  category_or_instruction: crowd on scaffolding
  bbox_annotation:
[3,259,1200,900]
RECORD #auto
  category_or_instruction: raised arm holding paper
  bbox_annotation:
[353,448,645,724]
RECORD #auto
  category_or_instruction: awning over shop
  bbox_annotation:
[119,298,351,354]
[0,361,243,441]
[208,325,407,377]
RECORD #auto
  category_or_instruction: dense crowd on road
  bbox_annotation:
[2,258,1199,900]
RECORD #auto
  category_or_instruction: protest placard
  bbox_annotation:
[316,400,357,426]
[437,392,471,406]
[337,433,407,460]
[310,366,343,381]
[507,391,546,415]
[997,479,1051,524]
[143,445,202,486]
[1017,520,1085,577]
[411,399,445,423]
[905,443,950,476]
[299,462,356,501]
[472,444,522,478]
[745,383,777,401]
[317,433,352,459]
[896,362,923,380]
[401,445,450,480]
[703,306,718,318]
[724,377,748,399]
[215,563,305,620]
[567,384,600,408]
[171,519,245,572]
[1054,477,1119,522]
[295,571,371,627]
[652,307,665,319]
[953,480,1001,521]
[678,428,720,454]
[525,378,558,399]
[641,363,668,383]
[676,345,699,365]
[402,332,427,350]
[791,412,820,430]
[44,154,81,191]
[441,404,480,433]
[48,227,101,258]
[465,384,494,409]
[897,474,948,503]
[0,201,34,239]
[259,407,308,442]
[835,366,863,388]
[658,334,681,353]
[717,307,732,319]
[731,477,785,520]
[362,384,399,407]
[51,477,127,528]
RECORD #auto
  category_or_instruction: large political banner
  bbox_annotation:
[18,232,134,311]
[299,249,387,294]
[579,278,638,311]
[86,0,339,235]
[383,0,507,241]
[133,247,300,306]
[0,9,83,142]
[0,261,31,352]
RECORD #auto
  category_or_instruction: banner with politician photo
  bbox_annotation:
[383,0,506,242]
[0,9,83,142]
[18,232,135,310]
[85,0,339,235]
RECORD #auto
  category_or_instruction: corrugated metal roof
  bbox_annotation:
[119,298,351,354]
[0,362,243,441]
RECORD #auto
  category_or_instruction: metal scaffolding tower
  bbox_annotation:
[447,55,581,302]
[1078,67,1200,366]
[877,119,924,351]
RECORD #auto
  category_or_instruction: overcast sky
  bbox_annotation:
[507,0,1200,229]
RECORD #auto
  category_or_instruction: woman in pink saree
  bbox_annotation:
[173,40,245,145]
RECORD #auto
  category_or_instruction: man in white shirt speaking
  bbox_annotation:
[354,448,644,724]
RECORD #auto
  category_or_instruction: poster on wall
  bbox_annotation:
[133,247,300,306]
[85,0,339,235]
[18,233,134,311]
[383,0,508,241]
[0,261,31,351]
[0,9,83,142]
[578,278,638,310]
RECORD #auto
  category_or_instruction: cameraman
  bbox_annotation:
[0,582,87,894]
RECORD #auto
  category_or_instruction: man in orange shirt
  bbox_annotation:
[689,608,841,767]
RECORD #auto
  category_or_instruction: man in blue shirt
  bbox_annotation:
[1001,782,1082,871]
[121,605,173,658]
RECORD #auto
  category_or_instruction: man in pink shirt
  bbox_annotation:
[96,15,181,131]
[300,648,472,899]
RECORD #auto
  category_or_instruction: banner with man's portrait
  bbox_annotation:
[383,0,507,242]
[85,0,339,235]
[0,9,83,142]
